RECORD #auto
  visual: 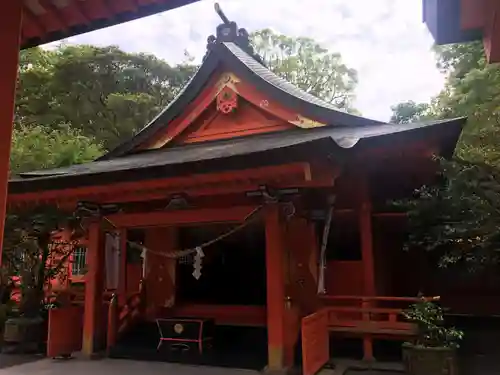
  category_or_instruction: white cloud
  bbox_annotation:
[57,0,444,121]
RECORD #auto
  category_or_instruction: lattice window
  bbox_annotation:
[71,246,87,276]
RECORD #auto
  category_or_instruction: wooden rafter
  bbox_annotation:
[20,0,200,49]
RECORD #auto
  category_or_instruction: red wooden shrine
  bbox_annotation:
[7,9,468,375]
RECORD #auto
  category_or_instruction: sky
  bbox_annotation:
[60,0,444,121]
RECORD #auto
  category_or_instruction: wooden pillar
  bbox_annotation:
[118,229,127,305]
[483,0,500,63]
[358,175,376,362]
[0,2,23,265]
[360,201,375,297]
[143,227,177,317]
[284,217,321,368]
[82,222,105,357]
[287,217,321,315]
[265,205,287,372]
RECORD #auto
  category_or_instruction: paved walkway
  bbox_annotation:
[0,354,43,370]
[0,358,260,375]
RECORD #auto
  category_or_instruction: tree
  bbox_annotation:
[432,43,500,166]
[395,42,500,268]
[390,101,431,124]
[397,157,500,268]
[10,126,103,175]
[2,205,84,317]
[16,45,197,151]
[250,29,358,111]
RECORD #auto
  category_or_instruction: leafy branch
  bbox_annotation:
[395,157,500,269]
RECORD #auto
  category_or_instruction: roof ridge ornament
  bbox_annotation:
[205,3,264,64]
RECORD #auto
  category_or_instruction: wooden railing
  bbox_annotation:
[46,288,114,306]
[319,295,439,361]
[324,305,417,336]
[106,280,146,352]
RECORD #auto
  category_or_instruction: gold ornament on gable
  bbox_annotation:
[290,115,326,129]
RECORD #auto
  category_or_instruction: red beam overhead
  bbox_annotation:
[20,0,201,49]
[423,0,500,63]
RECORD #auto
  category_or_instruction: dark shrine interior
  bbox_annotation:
[315,213,362,261]
[116,224,269,369]
[176,222,267,306]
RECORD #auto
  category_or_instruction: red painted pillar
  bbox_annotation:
[82,222,105,357]
[118,229,127,305]
[483,0,500,63]
[283,217,321,368]
[358,175,376,362]
[265,205,287,372]
[0,2,23,265]
[360,202,375,297]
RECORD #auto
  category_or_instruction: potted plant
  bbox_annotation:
[402,296,463,375]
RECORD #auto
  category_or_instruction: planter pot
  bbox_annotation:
[2,316,46,353]
[402,343,458,375]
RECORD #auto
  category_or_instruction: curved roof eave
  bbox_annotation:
[219,42,385,128]
[100,42,387,160]
[15,116,466,183]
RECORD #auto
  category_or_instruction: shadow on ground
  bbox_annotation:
[0,353,44,369]
[455,316,500,375]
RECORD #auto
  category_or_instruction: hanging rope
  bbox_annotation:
[317,199,335,294]
[106,205,264,260]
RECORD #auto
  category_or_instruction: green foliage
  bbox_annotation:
[433,42,485,79]
[391,42,500,165]
[389,101,431,124]
[403,297,463,348]
[389,42,500,268]
[16,45,197,151]
[396,157,500,268]
[432,43,500,166]
[250,29,358,111]
[10,126,103,174]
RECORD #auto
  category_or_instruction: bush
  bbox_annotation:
[403,297,464,349]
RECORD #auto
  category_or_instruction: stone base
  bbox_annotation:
[403,344,457,375]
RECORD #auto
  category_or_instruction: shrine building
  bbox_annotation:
[8,10,468,375]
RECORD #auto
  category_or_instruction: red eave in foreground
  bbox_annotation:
[20,0,200,49]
